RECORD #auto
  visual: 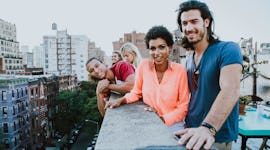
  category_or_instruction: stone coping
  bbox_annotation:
[95,93,185,150]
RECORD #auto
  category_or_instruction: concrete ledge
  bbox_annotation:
[95,93,185,150]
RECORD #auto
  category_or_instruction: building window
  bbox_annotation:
[2,107,8,118]
[17,89,19,98]
[13,122,16,131]
[12,90,15,98]
[2,91,7,101]
[3,123,8,133]
[14,137,17,146]
[35,88,38,97]
[4,138,9,148]
[31,118,35,128]
[25,87,28,95]
[21,88,23,97]
[31,89,34,98]
[13,106,15,115]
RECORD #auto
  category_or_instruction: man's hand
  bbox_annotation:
[174,126,215,150]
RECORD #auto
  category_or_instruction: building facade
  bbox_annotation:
[45,75,58,144]
[21,45,33,68]
[88,42,106,62]
[28,77,49,149]
[112,31,149,59]
[0,76,31,149]
[260,43,270,54]
[43,26,100,81]
[32,46,44,68]
[112,30,186,64]
[0,19,24,74]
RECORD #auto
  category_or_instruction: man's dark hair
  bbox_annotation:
[144,25,174,49]
[177,0,219,49]
[85,57,102,66]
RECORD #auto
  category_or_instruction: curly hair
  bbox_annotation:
[144,25,174,49]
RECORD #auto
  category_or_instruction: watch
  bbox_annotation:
[201,122,217,136]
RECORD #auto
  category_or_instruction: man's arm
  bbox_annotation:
[96,92,105,117]
[177,64,242,149]
[203,63,242,131]
[96,80,110,117]
[107,74,135,94]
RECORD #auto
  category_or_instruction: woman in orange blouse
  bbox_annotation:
[105,26,190,132]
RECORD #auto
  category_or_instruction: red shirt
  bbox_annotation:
[110,61,135,83]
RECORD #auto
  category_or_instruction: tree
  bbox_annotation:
[55,81,101,133]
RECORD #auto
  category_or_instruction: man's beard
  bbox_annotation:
[180,26,207,50]
[186,28,205,45]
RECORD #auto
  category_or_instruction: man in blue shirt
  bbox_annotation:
[175,1,243,150]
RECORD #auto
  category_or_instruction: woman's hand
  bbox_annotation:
[105,97,126,109]
[144,106,165,123]
[144,106,157,112]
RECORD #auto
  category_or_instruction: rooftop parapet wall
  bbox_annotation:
[95,93,186,150]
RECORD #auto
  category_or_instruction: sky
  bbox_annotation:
[1,0,269,56]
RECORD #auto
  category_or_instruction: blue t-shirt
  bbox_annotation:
[185,41,243,142]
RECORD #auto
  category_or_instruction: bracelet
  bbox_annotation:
[201,122,217,136]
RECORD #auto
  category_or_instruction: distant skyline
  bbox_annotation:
[1,0,269,56]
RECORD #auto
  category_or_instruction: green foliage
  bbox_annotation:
[239,95,252,104]
[55,81,101,134]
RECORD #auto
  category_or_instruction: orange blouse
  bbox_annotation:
[124,59,190,126]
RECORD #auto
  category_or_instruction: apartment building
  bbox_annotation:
[0,76,31,149]
[88,42,106,62]
[43,24,106,81]
[112,30,186,64]
[21,45,34,68]
[0,19,24,74]
[112,31,149,59]
[28,77,49,148]
[32,46,44,68]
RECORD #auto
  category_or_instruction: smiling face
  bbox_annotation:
[181,9,209,45]
[111,52,122,64]
[149,38,170,66]
[86,59,107,80]
[122,50,135,64]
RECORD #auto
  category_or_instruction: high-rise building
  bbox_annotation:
[21,45,34,68]
[43,25,101,81]
[43,35,57,75]
[0,75,31,149]
[0,19,24,74]
[32,45,44,68]
[71,35,89,80]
